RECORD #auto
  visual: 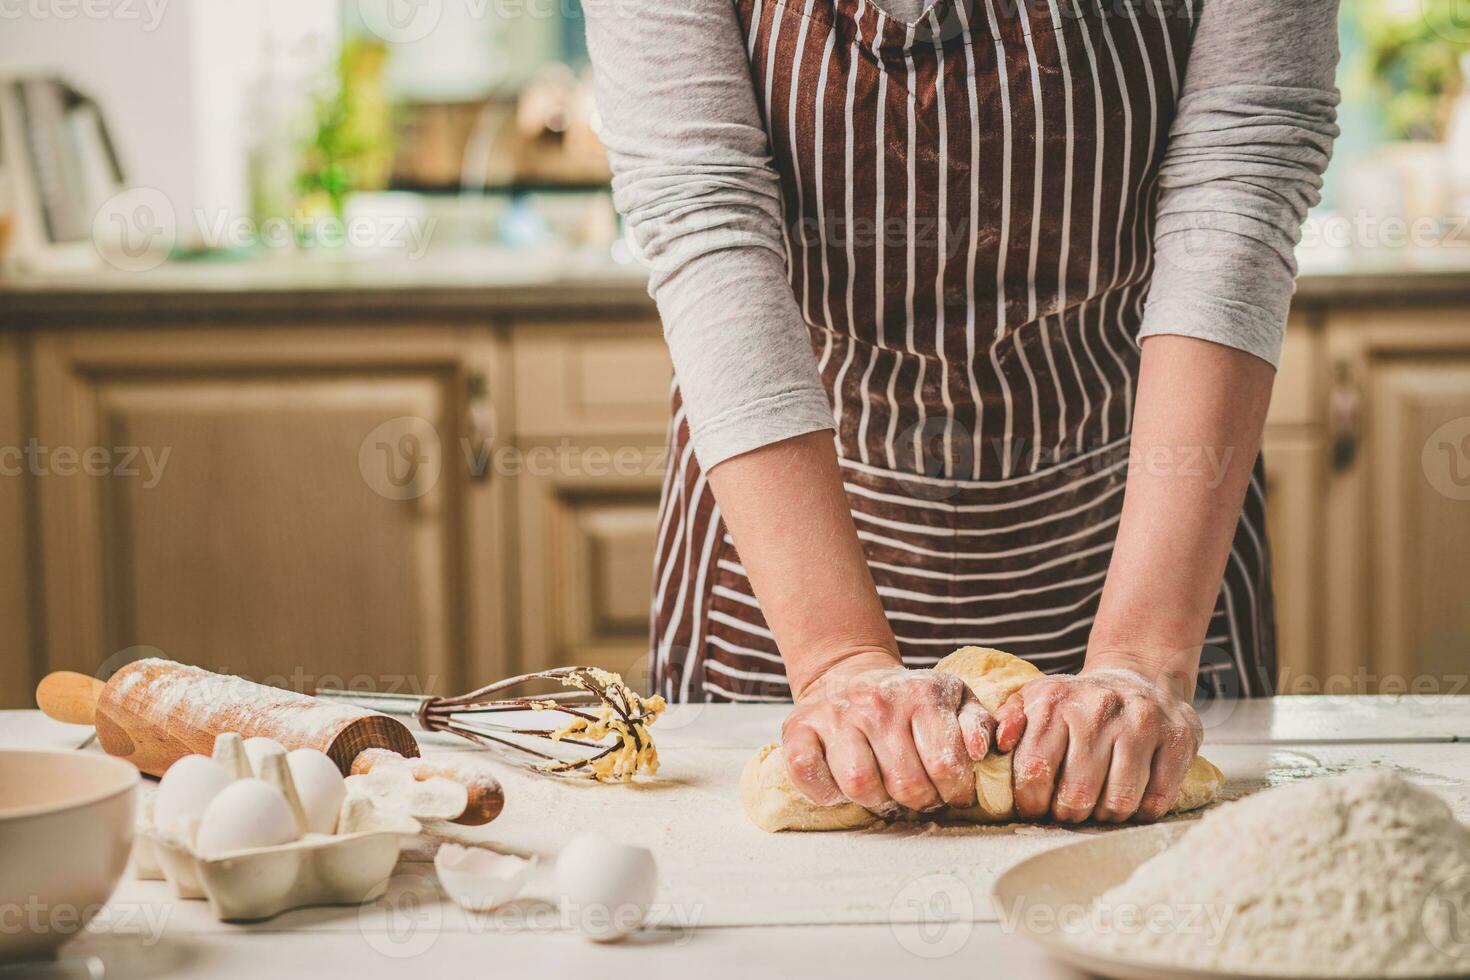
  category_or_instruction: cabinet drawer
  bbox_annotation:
[511,322,672,438]
[1265,316,1320,429]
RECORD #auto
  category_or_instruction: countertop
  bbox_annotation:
[4,242,1470,325]
[4,697,1469,979]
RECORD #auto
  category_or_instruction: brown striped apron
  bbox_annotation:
[650,0,1276,702]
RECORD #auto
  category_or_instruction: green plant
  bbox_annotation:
[296,40,395,224]
[1358,0,1470,140]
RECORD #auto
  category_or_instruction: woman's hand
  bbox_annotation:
[781,652,996,815]
[993,656,1202,824]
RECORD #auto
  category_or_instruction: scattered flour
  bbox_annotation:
[1082,769,1470,977]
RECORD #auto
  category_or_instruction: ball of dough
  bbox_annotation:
[741,648,1223,832]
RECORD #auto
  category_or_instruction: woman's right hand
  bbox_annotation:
[780,651,996,815]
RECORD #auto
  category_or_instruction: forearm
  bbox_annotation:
[1087,335,1275,699]
[706,431,898,700]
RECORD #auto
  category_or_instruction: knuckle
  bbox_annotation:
[1129,700,1165,726]
[930,761,965,787]
[1051,804,1089,824]
[1014,755,1054,784]
[842,766,878,797]
[887,772,926,796]
[1054,785,1099,811]
[1092,690,1126,722]
[1138,794,1171,820]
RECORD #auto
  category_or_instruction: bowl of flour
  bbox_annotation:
[993,769,1470,979]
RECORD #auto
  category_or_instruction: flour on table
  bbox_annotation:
[1080,769,1470,977]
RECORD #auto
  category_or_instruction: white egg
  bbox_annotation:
[286,749,346,835]
[195,778,300,857]
[555,834,657,942]
[154,755,233,844]
[242,736,287,776]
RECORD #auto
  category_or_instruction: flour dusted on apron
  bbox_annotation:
[650,0,1275,702]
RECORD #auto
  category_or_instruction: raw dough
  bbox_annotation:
[741,647,1223,832]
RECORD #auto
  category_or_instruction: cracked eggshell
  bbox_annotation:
[287,749,347,836]
[195,778,300,858]
[555,834,657,942]
[434,844,537,911]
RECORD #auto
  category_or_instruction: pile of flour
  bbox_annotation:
[1081,769,1470,977]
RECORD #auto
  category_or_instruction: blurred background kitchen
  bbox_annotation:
[0,0,1466,707]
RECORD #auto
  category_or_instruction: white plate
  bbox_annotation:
[991,823,1469,980]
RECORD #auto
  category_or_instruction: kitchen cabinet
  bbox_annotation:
[2,268,1467,708]
[23,325,514,702]
[1262,321,1328,689]
[0,334,35,703]
[510,322,671,679]
[1319,308,1470,695]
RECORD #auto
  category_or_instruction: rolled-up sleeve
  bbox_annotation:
[583,0,834,468]
[1139,0,1342,367]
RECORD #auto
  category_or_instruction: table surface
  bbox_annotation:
[4,697,1468,979]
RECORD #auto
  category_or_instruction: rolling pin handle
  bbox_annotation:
[35,671,106,727]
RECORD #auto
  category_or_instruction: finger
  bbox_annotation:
[994,692,1029,754]
[1138,737,1194,822]
[823,727,894,812]
[1011,695,1069,820]
[862,715,943,812]
[911,707,977,808]
[956,695,995,761]
[782,727,844,806]
[1050,719,1111,824]
[1093,737,1154,823]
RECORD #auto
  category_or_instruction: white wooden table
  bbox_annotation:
[4,698,1467,980]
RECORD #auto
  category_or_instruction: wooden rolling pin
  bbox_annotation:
[36,659,504,826]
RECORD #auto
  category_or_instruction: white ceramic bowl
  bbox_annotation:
[0,751,138,962]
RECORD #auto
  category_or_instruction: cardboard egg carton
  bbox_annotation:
[133,733,420,922]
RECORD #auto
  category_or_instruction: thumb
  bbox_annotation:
[957,693,996,761]
[993,692,1028,754]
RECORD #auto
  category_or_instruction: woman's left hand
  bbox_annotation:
[992,659,1202,824]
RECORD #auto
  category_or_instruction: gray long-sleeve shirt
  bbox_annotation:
[584,0,1340,470]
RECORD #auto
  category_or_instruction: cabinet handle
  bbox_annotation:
[1329,363,1360,473]
[466,371,496,483]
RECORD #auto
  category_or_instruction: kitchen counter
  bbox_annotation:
[4,698,1468,979]
[4,244,1470,325]
[0,246,655,324]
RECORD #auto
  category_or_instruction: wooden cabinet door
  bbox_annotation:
[1261,434,1324,690]
[31,325,511,696]
[515,449,667,680]
[0,335,35,708]
[1261,320,1327,691]
[1323,309,1470,693]
[510,321,670,683]
[1364,360,1470,686]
